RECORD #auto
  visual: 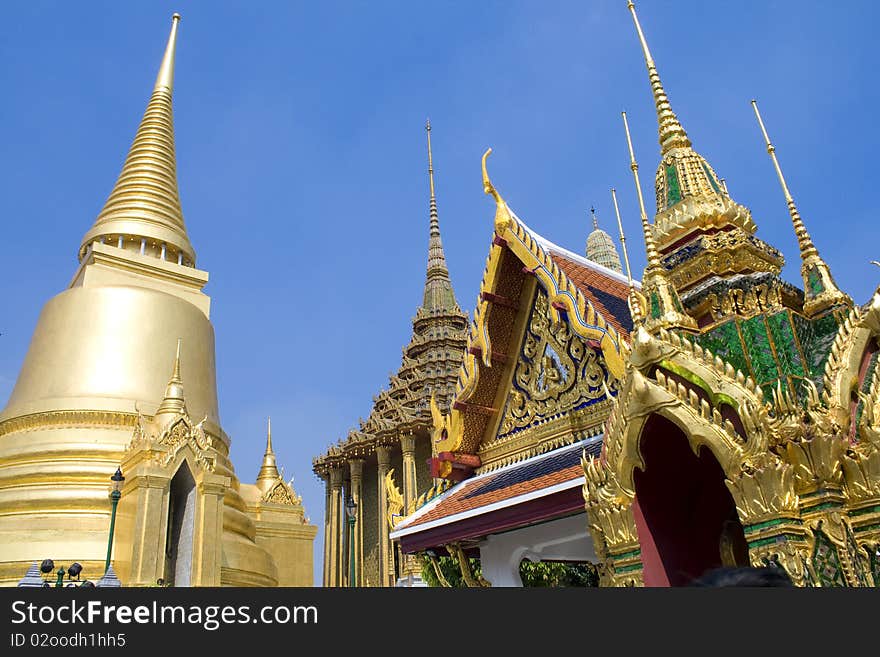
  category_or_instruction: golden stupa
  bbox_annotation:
[0,15,316,587]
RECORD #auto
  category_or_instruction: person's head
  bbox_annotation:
[690,566,794,587]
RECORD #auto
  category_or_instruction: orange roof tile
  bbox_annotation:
[549,251,634,336]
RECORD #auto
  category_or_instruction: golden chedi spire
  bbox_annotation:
[256,416,281,492]
[625,1,784,323]
[622,111,696,332]
[751,100,851,317]
[421,119,461,313]
[626,1,690,155]
[586,207,624,273]
[0,16,292,587]
[79,13,196,267]
[154,338,187,424]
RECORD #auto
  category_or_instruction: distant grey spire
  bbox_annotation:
[586,207,623,272]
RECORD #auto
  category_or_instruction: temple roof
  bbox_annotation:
[391,437,601,550]
[521,220,636,336]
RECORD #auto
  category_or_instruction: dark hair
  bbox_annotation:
[690,566,794,587]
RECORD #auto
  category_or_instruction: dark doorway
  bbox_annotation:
[632,414,749,586]
[164,462,197,587]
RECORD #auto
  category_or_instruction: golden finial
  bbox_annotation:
[751,99,851,317]
[482,148,512,233]
[751,100,816,259]
[622,111,662,272]
[627,1,691,155]
[257,415,281,490]
[611,187,644,324]
[155,338,186,418]
[422,120,456,308]
[426,118,435,200]
[155,13,181,92]
[610,189,634,286]
[79,14,195,266]
[171,337,182,383]
[590,206,599,231]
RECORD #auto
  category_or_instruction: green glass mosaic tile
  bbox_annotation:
[650,292,661,319]
[807,265,825,295]
[666,164,681,206]
[740,316,780,385]
[673,293,684,313]
[812,530,847,587]
[702,162,721,194]
[791,311,839,385]
[767,311,805,378]
[694,320,750,378]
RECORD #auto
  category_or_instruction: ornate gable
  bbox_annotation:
[430,150,632,476]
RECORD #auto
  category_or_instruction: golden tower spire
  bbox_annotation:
[627,1,691,155]
[751,100,851,317]
[622,111,695,331]
[590,206,600,231]
[155,338,187,420]
[257,416,281,488]
[611,187,644,324]
[79,13,196,267]
[422,119,459,311]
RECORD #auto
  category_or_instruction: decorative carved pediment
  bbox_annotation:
[496,290,612,440]
[125,410,216,474]
[263,479,302,506]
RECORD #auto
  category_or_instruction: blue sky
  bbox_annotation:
[2,1,879,586]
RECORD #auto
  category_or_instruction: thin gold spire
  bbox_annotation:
[751,100,816,259]
[422,120,458,311]
[79,14,195,266]
[427,118,435,200]
[751,99,850,316]
[622,111,695,331]
[627,1,691,155]
[154,13,181,92]
[155,338,186,418]
[611,187,643,324]
[610,189,634,286]
[622,112,662,273]
[257,415,280,488]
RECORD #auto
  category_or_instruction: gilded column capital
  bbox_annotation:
[400,433,416,456]
[376,445,392,468]
[329,466,344,489]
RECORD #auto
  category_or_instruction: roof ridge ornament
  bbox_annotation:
[481,148,513,233]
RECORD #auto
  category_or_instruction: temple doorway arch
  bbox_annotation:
[632,414,749,586]
[164,462,197,587]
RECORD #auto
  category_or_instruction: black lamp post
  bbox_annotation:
[345,497,357,587]
[105,467,125,572]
